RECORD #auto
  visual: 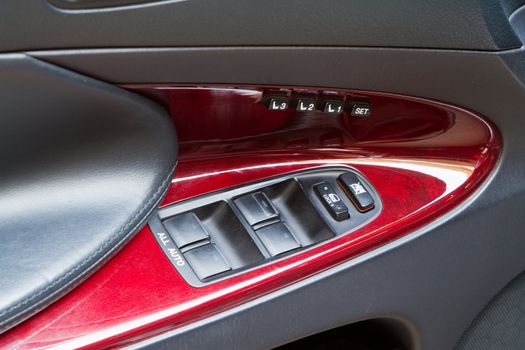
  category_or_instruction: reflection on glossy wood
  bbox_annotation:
[1,86,500,349]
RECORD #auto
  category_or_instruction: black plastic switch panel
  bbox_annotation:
[163,212,209,248]
[350,102,372,117]
[314,182,350,221]
[296,98,317,112]
[152,169,381,286]
[339,173,375,212]
[183,244,231,280]
[323,100,344,114]
[234,192,279,226]
[268,97,289,111]
[256,223,301,256]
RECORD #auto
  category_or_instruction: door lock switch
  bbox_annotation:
[234,192,279,227]
[163,212,209,249]
[339,173,375,212]
[314,182,350,221]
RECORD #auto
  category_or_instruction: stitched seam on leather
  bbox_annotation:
[0,167,174,320]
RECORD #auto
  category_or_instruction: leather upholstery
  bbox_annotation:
[0,54,178,332]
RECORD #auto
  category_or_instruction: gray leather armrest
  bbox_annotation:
[0,54,178,332]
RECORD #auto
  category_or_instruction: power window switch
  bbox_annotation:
[256,223,301,257]
[163,212,209,249]
[339,173,375,212]
[183,244,231,280]
[314,182,350,221]
[234,192,279,226]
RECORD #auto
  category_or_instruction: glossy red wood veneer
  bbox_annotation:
[0,86,500,349]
